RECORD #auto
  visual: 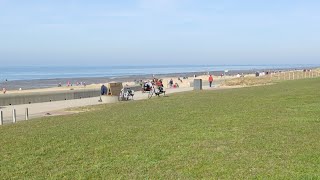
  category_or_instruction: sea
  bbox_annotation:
[0,64,317,81]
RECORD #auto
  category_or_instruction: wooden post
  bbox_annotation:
[12,109,16,123]
[289,72,291,80]
[25,108,29,120]
[0,111,3,125]
[284,72,286,80]
[293,72,295,80]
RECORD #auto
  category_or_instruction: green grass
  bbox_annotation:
[1,78,320,179]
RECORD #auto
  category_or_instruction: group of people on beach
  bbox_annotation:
[1,79,8,94]
[1,87,23,94]
[140,77,180,91]
[140,74,215,90]
[58,81,86,87]
[168,79,180,88]
[142,78,165,93]
[2,88,6,94]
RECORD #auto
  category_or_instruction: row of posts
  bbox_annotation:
[0,108,29,125]
[273,71,320,81]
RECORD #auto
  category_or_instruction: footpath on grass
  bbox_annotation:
[1,83,233,124]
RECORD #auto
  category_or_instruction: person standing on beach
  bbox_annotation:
[208,75,213,87]
[169,79,173,88]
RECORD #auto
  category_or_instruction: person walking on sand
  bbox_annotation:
[208,75,213,87]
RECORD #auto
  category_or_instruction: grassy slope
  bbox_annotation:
[1,78,320,179]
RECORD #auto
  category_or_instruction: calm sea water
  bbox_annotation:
[0,64,316,81]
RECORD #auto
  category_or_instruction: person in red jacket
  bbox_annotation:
[208,75,213,87]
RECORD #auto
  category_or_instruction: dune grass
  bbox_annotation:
[1,78,320,179]
[221,76,274,86]
[222,70,320,87]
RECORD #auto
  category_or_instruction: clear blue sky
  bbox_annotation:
[0,0,319,66]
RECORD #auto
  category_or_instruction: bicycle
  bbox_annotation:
[118,88,134,101]
[147,85,165,99]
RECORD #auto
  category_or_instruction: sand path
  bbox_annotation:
[1,83,231,125]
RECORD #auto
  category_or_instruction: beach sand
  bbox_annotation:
[0,68,272,91]
[1,67,319,95]
[0,74,234,95]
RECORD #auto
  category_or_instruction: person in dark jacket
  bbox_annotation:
[101,85,108,95]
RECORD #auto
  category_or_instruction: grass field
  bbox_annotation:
[1,78,320,179]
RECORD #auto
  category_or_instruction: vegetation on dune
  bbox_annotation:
[1,78,320,179]
[221,76,274,86]
[222,70,320,87]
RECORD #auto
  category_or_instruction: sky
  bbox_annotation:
[0,0,319,66]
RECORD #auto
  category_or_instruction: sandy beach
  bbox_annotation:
[0,66,308,91]
[0,73,234,95]
[0,68,318,96]
[2,66,316,93]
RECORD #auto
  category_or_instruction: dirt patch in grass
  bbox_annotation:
[65,105,105,113]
